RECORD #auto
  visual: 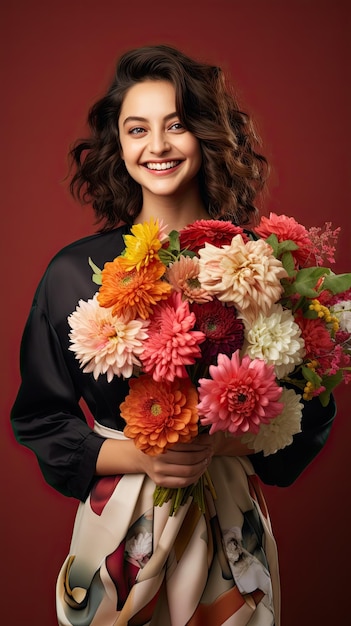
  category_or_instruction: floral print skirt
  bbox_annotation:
[56,425,280,626]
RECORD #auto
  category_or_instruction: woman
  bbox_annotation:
[11,45,335,625]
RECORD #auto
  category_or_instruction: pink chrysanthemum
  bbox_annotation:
[166,255,213,304]
[198,235,287,324]
[191,300,244,364]
[68,295,149,381]
[140,292,206,382]
[255,212,316,267]
[179,219,248,254]
[197,351,283,436]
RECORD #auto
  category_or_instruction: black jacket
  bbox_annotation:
[11,225,336,500]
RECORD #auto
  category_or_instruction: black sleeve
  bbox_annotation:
[249,393,336,486]
[11,300,106,501]
[11,228,130,502]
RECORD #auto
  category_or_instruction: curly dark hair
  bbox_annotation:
[69,45,268,230]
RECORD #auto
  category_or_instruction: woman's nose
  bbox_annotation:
[148,130,170,155]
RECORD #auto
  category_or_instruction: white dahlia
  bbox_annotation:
[68,294,149,381]
[242,304,305,378]
[241,387,303,456]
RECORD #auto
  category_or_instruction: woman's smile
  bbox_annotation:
[142,159,183,173]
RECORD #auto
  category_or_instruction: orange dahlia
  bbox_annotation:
[98,256,172,320]
[121,375,199,455]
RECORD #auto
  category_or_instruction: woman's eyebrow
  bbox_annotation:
[122,112,178,126]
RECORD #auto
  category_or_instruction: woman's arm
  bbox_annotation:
[96,437,215,488]
[248,394,336,486]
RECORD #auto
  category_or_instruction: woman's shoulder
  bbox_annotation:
[50,223,130,270]
[33,224,130,316]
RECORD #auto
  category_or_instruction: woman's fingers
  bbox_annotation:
[143,445,212,488]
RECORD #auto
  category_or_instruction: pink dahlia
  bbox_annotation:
[139,292,206,382]
[198,235,287,324]
[68,295,149,381]
[166,255,212,304]
[191,300,244,364]
[179,219,248,254]
[255,212,316,267]
[197,351,283,436]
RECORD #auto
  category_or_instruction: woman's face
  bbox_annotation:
[118,80,202,203]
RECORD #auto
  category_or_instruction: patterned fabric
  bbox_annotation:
[56,424,280,626]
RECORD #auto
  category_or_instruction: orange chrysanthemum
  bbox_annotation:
[121,375,199,455]
[98,256,172,320]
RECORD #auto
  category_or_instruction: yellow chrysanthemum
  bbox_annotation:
[98,255,172,320]
[123,218,163,271]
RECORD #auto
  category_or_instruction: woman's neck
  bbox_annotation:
[135,188,210,232]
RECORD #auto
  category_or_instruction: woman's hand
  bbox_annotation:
[141,440,213,488]
[96,431,253,485]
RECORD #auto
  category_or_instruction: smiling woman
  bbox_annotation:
[118,80,205,230]
[69,45,268,230]
[10,44,337,626]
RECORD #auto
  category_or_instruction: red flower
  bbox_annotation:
[179,219,248,254]
[255,212,316,267]
[191,300,244,364]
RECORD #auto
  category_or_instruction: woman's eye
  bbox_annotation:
[169,122,184,131]
[129,127,146,135]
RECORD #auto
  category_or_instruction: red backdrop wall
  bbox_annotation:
[1,1,350,624]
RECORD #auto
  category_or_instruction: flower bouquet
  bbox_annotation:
[68,214,351,514]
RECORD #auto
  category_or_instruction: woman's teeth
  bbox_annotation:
[145,161,180,170]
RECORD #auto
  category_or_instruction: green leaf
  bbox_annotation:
[322,272,351,295]
[277,239,299,255]
[292,267,329,297]
[319,371,343,406]
[265,234,299,259]
[158,248,174,266]
[88,257,102,285]
[181,249,197,258]
[281,251,296,277]
[301,365,322,387]
[265,233,279,256]
[280,278,296,297]
[168,230,180,253]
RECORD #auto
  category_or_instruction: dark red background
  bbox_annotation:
[1,1,350,624]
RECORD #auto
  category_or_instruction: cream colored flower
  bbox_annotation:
[68,294,149,381]
[331,300,351,333]
[241,387,303,456]
[241,304,305,378]
[198,235,288,323]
